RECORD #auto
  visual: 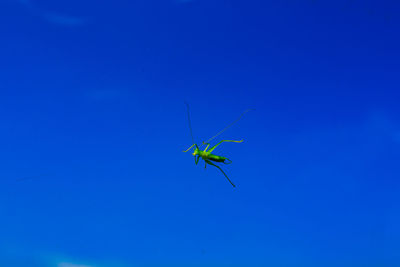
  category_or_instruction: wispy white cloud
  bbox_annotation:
[0,244,128,267]
[49,253,129,267]
[58,262,95,267]
[54,257,129,267]
[16,0,87,26]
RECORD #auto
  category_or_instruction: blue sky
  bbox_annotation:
[1,0,400,266]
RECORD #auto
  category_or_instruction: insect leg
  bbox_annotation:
[208,140,243,153]
[195,155,200,165]
[183,143,199,152]
[223,158,232,164]
[205,159,236,187]
[203,143,210,152]
[183,144,195,152]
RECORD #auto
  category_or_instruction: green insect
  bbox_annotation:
[183,103,252,187]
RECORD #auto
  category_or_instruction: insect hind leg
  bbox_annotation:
[205,159,236,187]
[223,158,232,164]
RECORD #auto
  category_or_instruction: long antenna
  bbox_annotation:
[200,108,253,147]
[185,101,195,144]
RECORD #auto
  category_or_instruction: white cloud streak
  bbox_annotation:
[16,0,87,26]
[58,263,94,267]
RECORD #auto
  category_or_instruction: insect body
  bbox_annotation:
[183,103,251,187]
[183,140,243,187]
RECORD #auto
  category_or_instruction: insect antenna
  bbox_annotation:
[200,108,253,147]
[185,101,196,145]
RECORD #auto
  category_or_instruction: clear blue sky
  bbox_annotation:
[1,0,400,266]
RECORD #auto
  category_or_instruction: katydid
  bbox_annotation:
[183,102,252,187]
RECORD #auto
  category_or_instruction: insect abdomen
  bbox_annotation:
[207,154,227,163]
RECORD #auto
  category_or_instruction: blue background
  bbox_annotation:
[1,0,400,266]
